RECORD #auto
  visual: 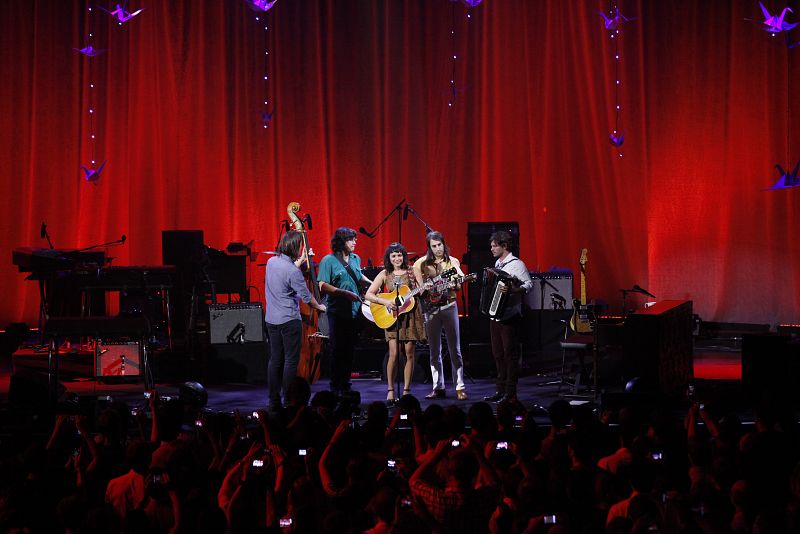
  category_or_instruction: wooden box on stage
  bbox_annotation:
[623,300,693,393]
[95,340,142,377]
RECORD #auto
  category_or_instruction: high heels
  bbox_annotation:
[386,388,395,402]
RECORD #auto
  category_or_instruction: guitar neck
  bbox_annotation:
[580,268,586,306]
[446,273,476,287]
[396,285,424,299]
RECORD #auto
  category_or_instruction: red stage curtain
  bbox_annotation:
[1,0,798,326]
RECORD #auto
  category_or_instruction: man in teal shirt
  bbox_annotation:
[317,227,371,393]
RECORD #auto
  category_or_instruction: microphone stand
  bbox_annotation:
[620,289,633,318]
[620,286,656,317]
[531,272,560,357]
[359,198,406,242]
[41,222,54,249]
[68,235,127,255]
[404,204,434,236]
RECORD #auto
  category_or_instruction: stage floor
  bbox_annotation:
[0,347,746,422]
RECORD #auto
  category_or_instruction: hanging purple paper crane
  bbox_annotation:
[245,0,278,12]
[97,2,144,24]
[81,161,107,185]
[757,1,798,34]
[73,45,106,57]
[766,161,800,190]
[596,6,634,31]
[599,1,633,157]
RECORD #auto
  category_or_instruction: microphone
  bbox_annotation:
[358,227,373,237]
[632,284,656,299]
[40,222,47,239]
[121,234,127,244]
[304,214,313,231]
[403,204,409,220]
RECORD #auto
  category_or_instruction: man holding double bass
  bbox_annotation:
[264,230,326,412]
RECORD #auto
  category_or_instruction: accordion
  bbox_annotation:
[479,267,517,318]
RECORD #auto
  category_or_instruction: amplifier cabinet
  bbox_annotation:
[524,270,573,310]
[209,303,265,344]
[96,341,142,377]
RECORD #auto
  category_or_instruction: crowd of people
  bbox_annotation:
[1,377,800,533]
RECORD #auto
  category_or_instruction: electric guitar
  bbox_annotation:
[423,267,476,302]
[569,248,594,333]
[423,271,477,309]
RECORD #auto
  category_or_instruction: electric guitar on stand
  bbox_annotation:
[570,248,594,334]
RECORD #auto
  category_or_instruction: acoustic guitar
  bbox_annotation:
[569,248,594,334]
[369,284,427,330]
[363,269,457,327]
[367,268,475,328]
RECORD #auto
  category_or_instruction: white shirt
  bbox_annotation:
[493,253,533,321]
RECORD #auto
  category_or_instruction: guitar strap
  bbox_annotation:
[336,255,362,293]
[383,271,415,293]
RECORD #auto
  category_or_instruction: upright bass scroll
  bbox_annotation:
[286,202,327,383]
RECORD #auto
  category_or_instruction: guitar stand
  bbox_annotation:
[557,321,598,400]
[535,316,569,387]
[558,323,600,401]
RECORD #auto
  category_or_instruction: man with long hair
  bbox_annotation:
[317,227,371,394]
[265,230,326,411]
[413,231,468,400]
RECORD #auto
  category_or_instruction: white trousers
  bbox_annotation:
[425,303,465,391]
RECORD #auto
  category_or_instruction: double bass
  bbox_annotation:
[286,202,327,383]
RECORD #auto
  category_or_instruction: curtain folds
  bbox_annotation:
[0,0,797,326]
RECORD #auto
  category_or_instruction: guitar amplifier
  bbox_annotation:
[96,341,142,377]
[525,269,573,310]
[209,303,264,344]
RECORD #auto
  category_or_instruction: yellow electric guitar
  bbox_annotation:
[369,284,428,330]
[569,248,594,333]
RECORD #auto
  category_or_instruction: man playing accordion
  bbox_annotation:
[482,230,533,403]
